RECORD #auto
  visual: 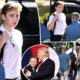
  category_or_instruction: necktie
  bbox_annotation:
[36,60,43,72]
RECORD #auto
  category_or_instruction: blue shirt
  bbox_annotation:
[59,53,70,72]
[66,21,80,41]
[0,64,5,80]
[41,23,50,40]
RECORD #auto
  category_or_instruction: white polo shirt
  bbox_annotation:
[0,25,23,79]
[47,12,67,35]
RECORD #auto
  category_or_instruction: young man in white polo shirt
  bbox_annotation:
[47,1,67,41]
[0,2,23,80]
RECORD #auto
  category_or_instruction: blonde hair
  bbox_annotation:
[1,1,22,15]
[72,12,80,20]
[38,47,49,57]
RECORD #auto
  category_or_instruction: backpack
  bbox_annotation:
[69,51,76,63]
[47,14,57,41]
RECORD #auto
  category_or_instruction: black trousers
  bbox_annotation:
[52,35,63,41]
[50,31,63,41]
[69,63,77,80]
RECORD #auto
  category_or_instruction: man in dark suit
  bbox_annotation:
[26,47,55,80]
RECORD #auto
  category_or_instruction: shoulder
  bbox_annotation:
[14,29,23,37]
[61,13,66,18]
[46,58,55,65]
[61,13,66,16]
[14,29,22,35]
[0,25,4,31]
[49,14,54,19]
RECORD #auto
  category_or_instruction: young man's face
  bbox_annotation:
[29,58,37,68]
[55,5,64,13]
[2,9,20,28]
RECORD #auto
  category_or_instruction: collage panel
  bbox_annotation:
[37,0,80,79]
[38,0,80,42]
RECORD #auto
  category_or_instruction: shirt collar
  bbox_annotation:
[0,24,14,36]
[54,11,61,15]
[42,57,48,62]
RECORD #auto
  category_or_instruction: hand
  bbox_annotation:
[1,31,9,44]
[25,70,32,77]
[54,14,58,21]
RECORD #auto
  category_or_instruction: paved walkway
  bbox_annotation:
[53,69,80,80]
[76,69,80,80]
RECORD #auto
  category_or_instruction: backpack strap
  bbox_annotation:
[52,14,57,31]
[0,30,6,63]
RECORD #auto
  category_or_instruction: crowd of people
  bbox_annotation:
[58,44,80,80]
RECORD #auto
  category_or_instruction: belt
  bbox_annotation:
[5,77,18,80]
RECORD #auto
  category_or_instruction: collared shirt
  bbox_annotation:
[66,21,80,41]
[36,57,48,72]
[0,24,23,78]
[47,12,67,35]
[42,57,48,62]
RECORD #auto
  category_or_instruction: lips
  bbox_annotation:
[13,22,17,25]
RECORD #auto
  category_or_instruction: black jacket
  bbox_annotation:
[31,58,55,80]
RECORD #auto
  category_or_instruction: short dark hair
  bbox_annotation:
[1,1,22,15]
[29,56,38,61]
[55,1,64,7]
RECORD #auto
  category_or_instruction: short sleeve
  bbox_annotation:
[47,15,54,27]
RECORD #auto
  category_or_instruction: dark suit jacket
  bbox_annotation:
[24,65,35,73]
[30,58,55,80]
[24,65,36,80]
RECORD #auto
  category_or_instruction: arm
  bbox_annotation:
[31,62,55,79]
[47,14,58,30]
[0,31,9,49]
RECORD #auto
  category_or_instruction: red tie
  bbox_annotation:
[39,60,43,67]
[36,60,43,72]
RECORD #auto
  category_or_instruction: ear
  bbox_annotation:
[55,7,57,10]
[2,15,6,21]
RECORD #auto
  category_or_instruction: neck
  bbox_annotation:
[56,11,61,14]
[72,21,78,24]
[3,24,14,32]
[42,57,48,61]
